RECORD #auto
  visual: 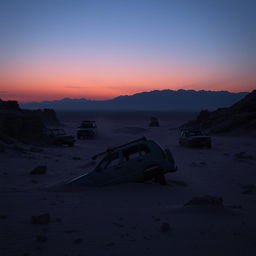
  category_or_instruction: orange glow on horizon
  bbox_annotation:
[1,57,255,103]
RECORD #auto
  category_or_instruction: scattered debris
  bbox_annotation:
[185,195,223,207]
[31,213,51,224]
[30,165,47,175]
[161,222,171,232]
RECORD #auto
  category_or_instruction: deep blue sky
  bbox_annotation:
[0,0,255,102]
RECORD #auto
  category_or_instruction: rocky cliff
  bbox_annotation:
[0,99,60,144]
[185,90,256,134]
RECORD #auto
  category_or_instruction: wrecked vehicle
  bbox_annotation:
[179,129,211,148]
[44,128,75,147]
[149,117,159,127]
[77,120,97,139]
[66,137,177,186]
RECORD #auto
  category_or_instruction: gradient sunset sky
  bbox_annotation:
[1,0,255,102]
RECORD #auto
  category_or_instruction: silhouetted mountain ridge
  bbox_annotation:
[182,90,256,134]
[21,89,248,111]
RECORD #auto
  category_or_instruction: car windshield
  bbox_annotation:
[185,131,203,136]
[95,152,119,171]
[123,143,151,161]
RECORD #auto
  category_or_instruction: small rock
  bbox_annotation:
[105,242,115,247]
[227,205,243,209]
[235,152,254,160]
[36,235,48,242]
[55,217,62,223]
[12,145,27,153]
[241,184,255,195]
[0,143,5,153]
[113,222,124,228]
[73,238,83,244]
[65,230,76,234]
[185,195,223,206]
[72,156,81,160]
[31,213,51,224]
[161,222,171,232]
[30,147,43,153]
[30,165,47,175]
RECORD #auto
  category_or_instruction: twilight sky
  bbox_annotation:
[0,0,255,102]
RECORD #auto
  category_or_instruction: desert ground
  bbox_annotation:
[1,111,256,256]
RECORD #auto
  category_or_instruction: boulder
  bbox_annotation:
[185,195,223,207]
[31,213,51,224]
[30,165,47,175]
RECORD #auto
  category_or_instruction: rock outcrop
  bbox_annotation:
[0,99,60,144]
[183,90,256,134]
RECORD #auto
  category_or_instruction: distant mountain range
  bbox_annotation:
[21,89,249,111]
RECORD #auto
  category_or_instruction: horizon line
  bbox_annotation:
[18,88,250,104]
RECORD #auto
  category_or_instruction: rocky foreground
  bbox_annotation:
[1,110,256,256]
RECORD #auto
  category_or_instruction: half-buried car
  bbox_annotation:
[44,128,75,147]
[65,137,177,186]
[77,120,97,139]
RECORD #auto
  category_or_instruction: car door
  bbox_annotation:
[119,144,151,182]
[93,152,124,185]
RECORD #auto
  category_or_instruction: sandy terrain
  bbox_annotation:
[1,111,256,256]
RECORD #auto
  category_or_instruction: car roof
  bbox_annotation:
[92,137,150,160]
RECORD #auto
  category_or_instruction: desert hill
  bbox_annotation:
[186,90,256,133]
[21,89,247,111]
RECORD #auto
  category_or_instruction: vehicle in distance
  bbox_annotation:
[77,120,97,139]
[179,129,211,148]
[66,137,177,186]
[44,128,75,147]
